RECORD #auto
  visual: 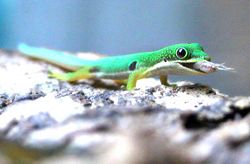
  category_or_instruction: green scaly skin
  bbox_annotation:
[18,43,211,90]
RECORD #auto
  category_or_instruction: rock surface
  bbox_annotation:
[0,50,249,163]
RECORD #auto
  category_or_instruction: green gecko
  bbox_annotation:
[18,43,213,90]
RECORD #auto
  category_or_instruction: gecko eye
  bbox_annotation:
[176,48,188,59]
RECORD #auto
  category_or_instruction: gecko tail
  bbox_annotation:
[18,43,93,71]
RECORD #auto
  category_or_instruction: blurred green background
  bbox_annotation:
[0,0,249,96]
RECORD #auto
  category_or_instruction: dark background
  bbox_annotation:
[0,0,249,96]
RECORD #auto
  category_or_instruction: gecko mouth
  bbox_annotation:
[145,60,211,77]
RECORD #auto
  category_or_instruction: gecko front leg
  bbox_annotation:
[160,75,169,86]
[126,68,148,90]
[160,75,177,87]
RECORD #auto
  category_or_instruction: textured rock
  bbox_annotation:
[0,50,249,163]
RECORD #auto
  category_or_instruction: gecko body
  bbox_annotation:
[18,43,213,90]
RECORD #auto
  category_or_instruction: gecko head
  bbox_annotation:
[160,43,212,74]
[163,43,211,62]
